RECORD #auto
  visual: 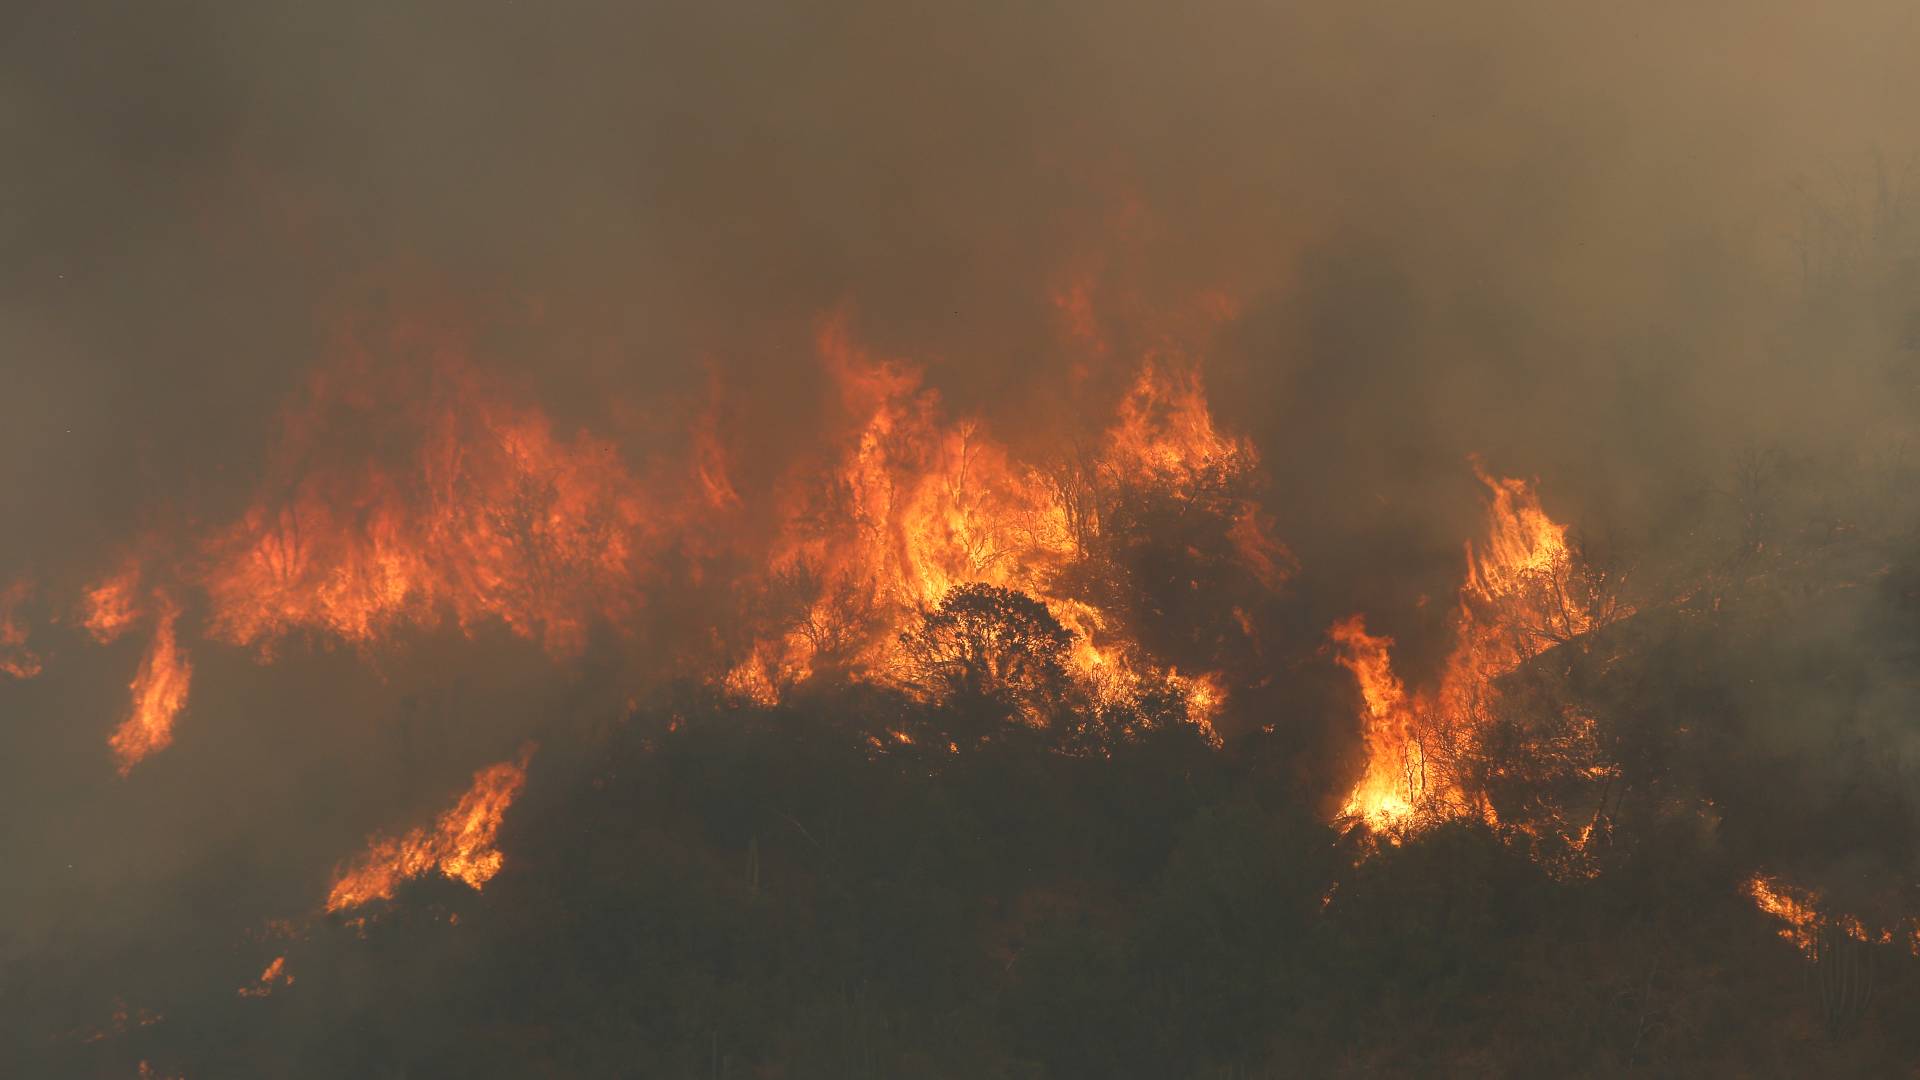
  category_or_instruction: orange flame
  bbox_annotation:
[1103,355,1255,492]
[721,309,1267,743]
[1744,874,1824,954]
[109,594,192,775]
[1329,616,1422,827]
[200,348,656,659]
[43,290,1270,771]
[83,559,144,644]
[1443,461,1593,699]
[1743,873,1920,957]
[325,744,535,912]
[1331,465,1592,830]
[237,955,294,998]
[68,335,683,770]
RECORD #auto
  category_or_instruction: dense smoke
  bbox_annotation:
[6,0,1920,1072]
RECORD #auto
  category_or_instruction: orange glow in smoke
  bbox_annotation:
[237,955,294,998]
[83,559,144,644]
[0,578,42,679]
[108,594,192,775]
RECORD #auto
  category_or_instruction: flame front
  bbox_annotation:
[1743,872,1920,958]
[200,351,655,659]
[723,304,1280,735]
[38,286,1279,772]
[325,744,535,912]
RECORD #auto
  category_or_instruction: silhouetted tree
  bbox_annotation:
[896,583,1074,731]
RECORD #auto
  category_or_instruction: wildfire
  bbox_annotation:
[0,283,1277,772]
[1174,669,1226,747]
[199,348,655,659]
[325,744,535,912]
[55,325,692,771]
[1444,460,1593,695]
[1102,354,1255,494]
[83,559,144,643]
[1331,466,1592,829]
[1329,616,1421,827]
[1744,874,1825,954]
[1742,873,1920,958]
[237,955,294,998]
[722,306,1274,744]
[108,594,192,775]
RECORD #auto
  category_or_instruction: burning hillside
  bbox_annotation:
[11,1,1920,1076]
[18,277,1920,1074]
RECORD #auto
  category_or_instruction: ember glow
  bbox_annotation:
[236,955,293,998]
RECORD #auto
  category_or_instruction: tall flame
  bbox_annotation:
[1329,616,1421,827]
[1331,465,1591,829]
[108,595,192,775]
[1443,460,1593,701]
[325,744,535,912]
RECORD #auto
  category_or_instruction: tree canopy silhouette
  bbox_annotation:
[896,583,1074,726]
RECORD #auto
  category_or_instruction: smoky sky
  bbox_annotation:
[8,0,1918,563]
[4,0,1920,1044]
